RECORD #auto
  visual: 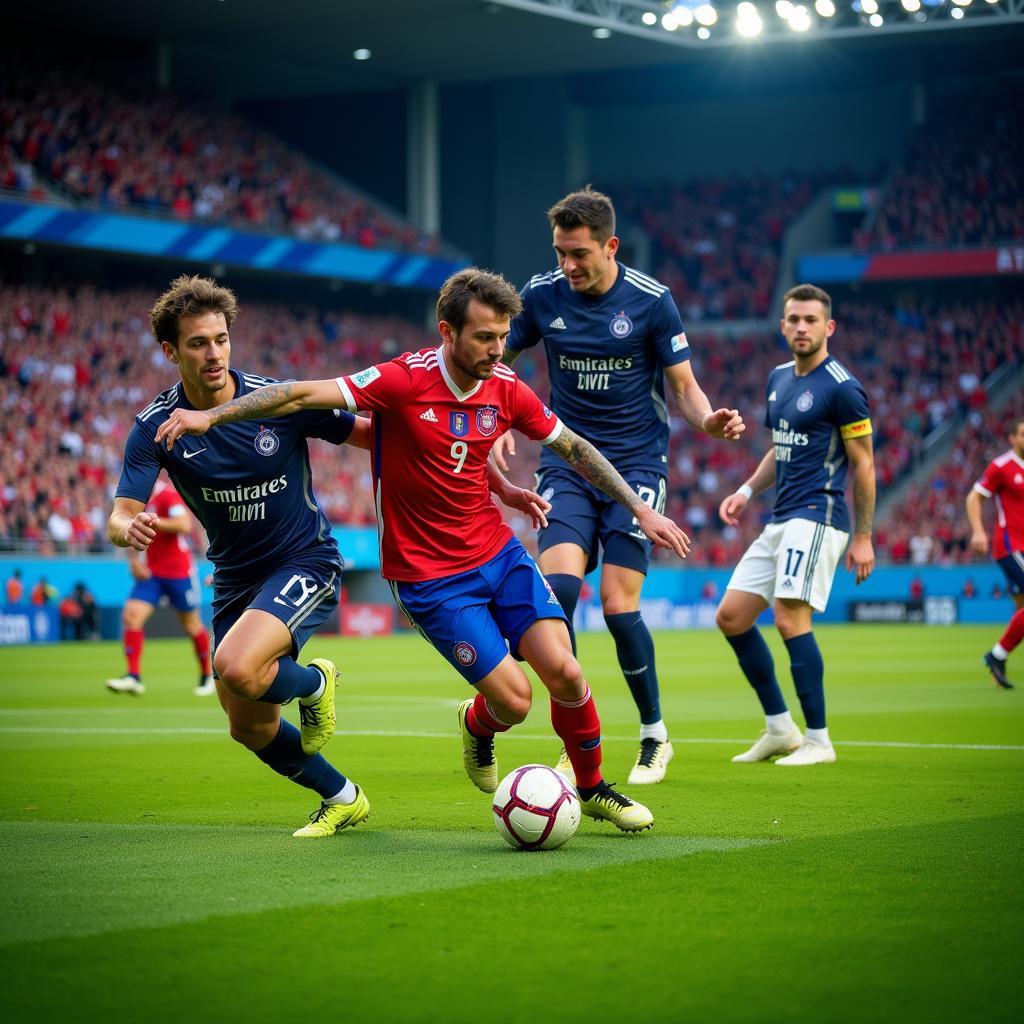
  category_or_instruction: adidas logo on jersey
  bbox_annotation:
[419,408,439,422]
[549,317,567,330]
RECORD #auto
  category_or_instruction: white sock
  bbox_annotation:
[765,711,797,734]
[302,667,327,704]
[806,727,831,747]
[326,779,358,805]
[992,643,1009,661]
[640,720,669,743]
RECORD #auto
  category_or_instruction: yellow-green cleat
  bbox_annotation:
[580,782,654,832]
[457,698,497,793]
[292,786,369,838]
[299,658,337,755]
[553,746,576,786]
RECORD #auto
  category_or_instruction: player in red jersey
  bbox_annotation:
[967,415,1024,689]
[154,268,692,832]
[106,473,214,696]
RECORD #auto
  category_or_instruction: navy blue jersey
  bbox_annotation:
[765,355,872,532]
[508,263,690,474]
[115,369,355,586]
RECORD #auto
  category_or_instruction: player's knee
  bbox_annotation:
[493,690,531,725]
[715,604,742,634]
[546,654,586,703]
[213,652,265,700]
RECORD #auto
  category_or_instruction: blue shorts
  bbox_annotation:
[391,537,569,685]
[129,572,199,613]
[997,552,1024,596]
[211,547,343,660]
[534,466,667,575]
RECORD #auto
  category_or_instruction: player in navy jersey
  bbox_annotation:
[107,274,372,838]
[154,268,694,832]
[715,284,875,766]
[493,186,744,786]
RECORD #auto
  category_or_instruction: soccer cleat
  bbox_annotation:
[106,676,145,696]
[292,786,370,838]
[193,675,216,697]
[731,727,803,763]
[775,739,837,766]
[298,659,337,755]
[983,652,1014,690]
[580,782,653,832]
[457,698,497,793]
[627,738,675,785]
[552,746,576,786]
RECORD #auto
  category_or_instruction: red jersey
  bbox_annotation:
[974,450,1024,559]
[336,346,563,582]
[146,480,195,579]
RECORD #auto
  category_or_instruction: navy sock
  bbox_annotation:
[546,574,582,655]
[256,657,323,704]
[604,611,661,724]
[785,632,826,729]
[724,628,788,716]
[255,720,346,799]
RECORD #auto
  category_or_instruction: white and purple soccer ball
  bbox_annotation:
[492,764,580,851]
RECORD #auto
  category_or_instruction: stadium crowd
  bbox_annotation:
[0,61,437,253]
[2,281,1017,566]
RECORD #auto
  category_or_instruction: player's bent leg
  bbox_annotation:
[984,593,1024,689]
[107,599,155,695]
[460,662,532,793]
[178,609,215,695]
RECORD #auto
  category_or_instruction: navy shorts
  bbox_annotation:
[129,572,199,613]
[211,546,343,660]
[997,552,1024,596]
[391,537,569,685]
[534,465,667,575]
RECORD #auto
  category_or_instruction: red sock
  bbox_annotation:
[467,692,512,737]
[550,687,602,791]
[124,628,144,677]
[999,606,1024,654]
[192,628,212,675]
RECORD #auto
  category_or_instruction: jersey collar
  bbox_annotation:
[437,344,483,402]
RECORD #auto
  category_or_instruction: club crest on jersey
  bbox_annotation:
[476,406,498,437]
[450,411,469,437]
[453,641,477,666]
[610,311,633,338]
[253,426,280,456]
[796,390,814,413]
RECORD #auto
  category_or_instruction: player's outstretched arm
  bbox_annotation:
[719,449,776,526]
[107,497,158,552]
[154,379,344,450]
[843,435,876,585]
[548,426,690,558]
[965,489,990,554]
[665,361,744,441]
[485,458,550,530]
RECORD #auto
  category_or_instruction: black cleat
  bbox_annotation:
[983,652,1014,689]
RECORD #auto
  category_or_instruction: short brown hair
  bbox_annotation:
[547,186,616,244]
[783,283,832,318]
[436,268,522,333]
[150,274,239,347]
[1009,416,1024,435]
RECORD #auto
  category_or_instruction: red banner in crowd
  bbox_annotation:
[864,245,1024,281]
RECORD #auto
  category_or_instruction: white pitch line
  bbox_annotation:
[0,726,1021,751]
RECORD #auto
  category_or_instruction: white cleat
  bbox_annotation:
[627,739,674,785]
[106,676,145,696]
[731,727,803,763]
[553,746,576,786]
[194,675,216,697]
[775,739,837,766]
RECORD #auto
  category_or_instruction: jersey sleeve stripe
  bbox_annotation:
[622,273,665,298]
[973,482,993,497]
[825,362,851,383]
[138,393,179,422]
[623,267,667,292]
[839,418,872,440]
[335,377,358,412]
[538,419,564,447]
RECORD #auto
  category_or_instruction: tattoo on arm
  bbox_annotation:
[548,428,642,514]
[853,465,875,535]
[209,383,296,426]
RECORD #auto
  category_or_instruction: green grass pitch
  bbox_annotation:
[1,624,1021,1023]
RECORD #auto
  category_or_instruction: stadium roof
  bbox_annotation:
[15,0,1023,99]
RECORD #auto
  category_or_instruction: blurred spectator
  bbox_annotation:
[962,578,976,599]
[59,581,97,640]
[5,567,23,603]
[31,575,56,604]
[909,575,925,601]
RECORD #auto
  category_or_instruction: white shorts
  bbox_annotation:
[726,518,849,612]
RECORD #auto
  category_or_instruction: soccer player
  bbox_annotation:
[106,472,215,697]
[492,186,743,786]
[108,274,370,838]
[154,268,694,831]
[715,284,875,766]
[966,415,1024,689]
